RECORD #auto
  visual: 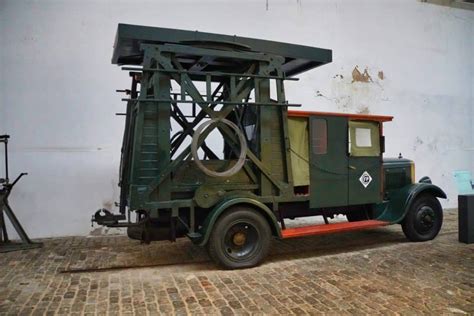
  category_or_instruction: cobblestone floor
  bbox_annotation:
[0,210,473,315]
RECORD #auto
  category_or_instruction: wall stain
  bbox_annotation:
[427,137,439,152]
[378,71,385,80]
[352,66,373,83]
[357,106,371,114]
[413,136,424,151]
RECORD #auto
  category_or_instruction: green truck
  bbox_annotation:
[93,24,446,269]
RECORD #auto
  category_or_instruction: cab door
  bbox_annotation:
[347,120,382,205]
[309,116,348,208]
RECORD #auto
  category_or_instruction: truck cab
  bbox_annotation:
[288,111,391,209]
[283,110,445,242]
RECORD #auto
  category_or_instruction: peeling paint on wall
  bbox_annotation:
[352,66,373,83]
[319,66,388,114]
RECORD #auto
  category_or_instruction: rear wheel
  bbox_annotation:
[402,194,443,241]
[207,206,271,269]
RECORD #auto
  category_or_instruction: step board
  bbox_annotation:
[281,220,389,239]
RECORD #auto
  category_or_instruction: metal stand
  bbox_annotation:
[0,135,42,252]
[459,194,474,244]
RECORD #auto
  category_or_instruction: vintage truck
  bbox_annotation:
[93,24,446,269]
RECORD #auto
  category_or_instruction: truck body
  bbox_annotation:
[93,24,446,269]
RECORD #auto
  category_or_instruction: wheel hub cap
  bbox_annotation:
[233,232,246,246]
[224,222,258,260]
[416,206,436,233]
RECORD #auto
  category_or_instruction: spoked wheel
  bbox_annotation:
[402,194,443,241]
[207,207,271,269]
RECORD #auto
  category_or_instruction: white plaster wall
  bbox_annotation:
[0,0,472,238]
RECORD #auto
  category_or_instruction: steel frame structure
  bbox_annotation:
[93,24,333,242]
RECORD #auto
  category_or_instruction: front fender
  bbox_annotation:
[193,197,281,246]
[375,182,447,223]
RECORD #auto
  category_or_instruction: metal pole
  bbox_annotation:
[4,138,8,184]
[0,201,9,242]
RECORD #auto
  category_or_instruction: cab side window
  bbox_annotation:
[348,121,380,156]
[311,118,327,155]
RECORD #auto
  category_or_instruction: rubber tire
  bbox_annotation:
[207,207,271,269]
[402,194,443,242]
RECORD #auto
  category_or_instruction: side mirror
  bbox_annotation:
[380,136,385,153]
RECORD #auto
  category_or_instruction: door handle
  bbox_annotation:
[349,165,356,170]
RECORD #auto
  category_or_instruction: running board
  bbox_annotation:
[281,220,389,239]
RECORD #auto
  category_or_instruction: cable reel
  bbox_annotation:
[191,118,247,177]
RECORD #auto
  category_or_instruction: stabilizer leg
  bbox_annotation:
[0,197,42,253]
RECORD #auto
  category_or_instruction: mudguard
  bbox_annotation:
[374,182,447,223]
[192,196,282,246]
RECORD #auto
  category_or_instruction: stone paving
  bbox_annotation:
[0,209,473,315]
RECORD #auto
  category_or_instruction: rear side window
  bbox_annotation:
[311,118,327,155]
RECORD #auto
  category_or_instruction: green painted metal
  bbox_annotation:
[348,157,382,205]
[112,24,332,76]
[193,196,282,246]
[309,116,384,208]
[348,121,382,205]
[383,158,413,194]
[374,182,447,223]
[309,115,348,208]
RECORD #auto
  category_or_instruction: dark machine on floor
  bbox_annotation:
[0,135,42,252]
[92,24,446,269]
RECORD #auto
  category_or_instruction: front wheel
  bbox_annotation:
[402,194,443,242]
[207,206,271,269]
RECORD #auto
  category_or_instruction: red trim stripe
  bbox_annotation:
[288,110,393,122]
[281,220,389,239]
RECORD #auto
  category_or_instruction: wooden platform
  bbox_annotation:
[281,220,389,239]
